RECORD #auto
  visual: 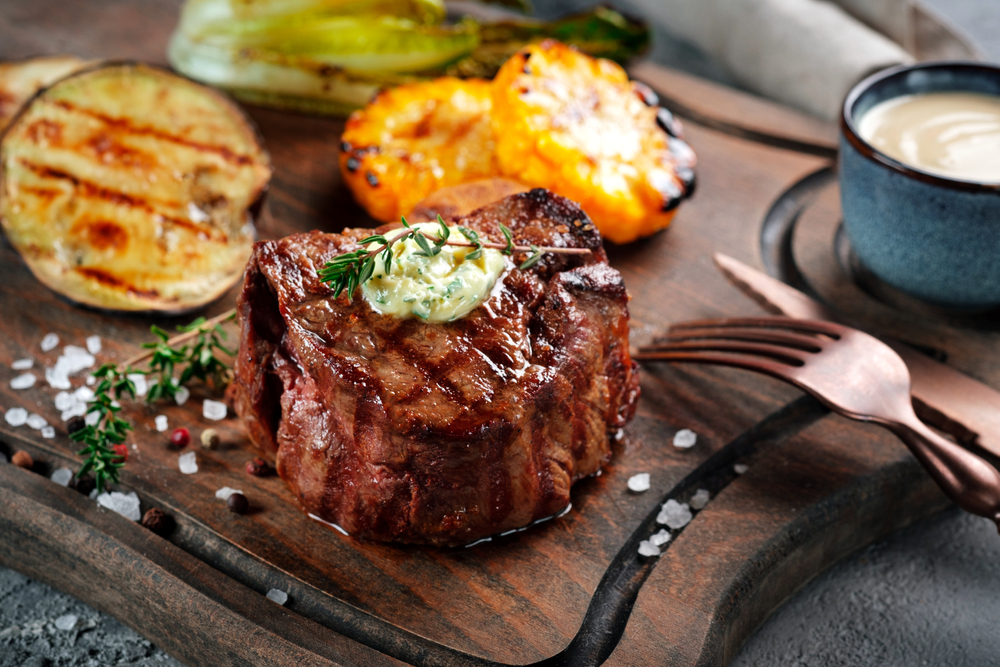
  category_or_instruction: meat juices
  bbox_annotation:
[229,189,640,546]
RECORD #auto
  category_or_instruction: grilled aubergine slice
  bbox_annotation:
[0,62,271,313]
[0,55,92,132]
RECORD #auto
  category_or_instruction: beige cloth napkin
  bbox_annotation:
[614,0,981,121]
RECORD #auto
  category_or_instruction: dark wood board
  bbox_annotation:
[0,2,980,666]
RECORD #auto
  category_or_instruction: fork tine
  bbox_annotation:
[634,340,807,366]
[633,349,801,380]
[669,316,843,339]
[648,326,823,352]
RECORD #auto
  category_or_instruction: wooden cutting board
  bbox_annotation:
[0,2,971,666]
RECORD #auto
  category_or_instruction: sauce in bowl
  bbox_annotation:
[857,91,1000,182]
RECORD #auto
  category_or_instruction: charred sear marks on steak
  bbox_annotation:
[229,189,639,546]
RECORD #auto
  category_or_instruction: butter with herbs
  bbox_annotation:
[361,222,506,322]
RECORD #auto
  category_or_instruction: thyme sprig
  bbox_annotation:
[318,215,591,299]
[75,310,237,493]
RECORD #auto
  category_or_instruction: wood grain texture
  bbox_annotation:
[0,2,982,666]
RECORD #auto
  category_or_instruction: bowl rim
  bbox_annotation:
[841,60,1000,192]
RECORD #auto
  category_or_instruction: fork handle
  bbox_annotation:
[889,417,1000,533]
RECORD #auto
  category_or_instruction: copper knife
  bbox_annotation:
[714,252,1000,458]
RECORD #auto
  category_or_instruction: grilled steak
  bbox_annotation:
[230,189,640,546]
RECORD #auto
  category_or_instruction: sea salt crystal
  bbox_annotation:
[673,429,698,449]
[41,426,55,439]
[127,374,148,397]
[690,488,711,510]
[53,613,78,631]
[154,415,168,432]
[657,499,693,530]
[650,529,672,547]
[40,333,59,352]
[46,366,71,390]
[203,399,227,421]
[174,385,190,406]
[188,202,211,223]
[86,376,96,386]
[88,489,98,499]
[50,468,73,486]
[86,335,102,355]
[5,407,29,427]
[4,407,28,427]
[627,473,651,493]
[26,414,48,430]
[178,451,198,474]
[61,403,87,421]
[10,373,36,389]
[637,540,660,558]
[734,463,749,475]
[61,346,95,373]
[11,359,33,370]
[215,487,243,501]
[54,391,75,411]
[85,412,100,426]
[265,589,288,606]
[74,386,94,402]
[97,491,141,521]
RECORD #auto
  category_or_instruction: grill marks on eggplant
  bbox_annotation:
[231,191,639,546]
[0,63,271,312]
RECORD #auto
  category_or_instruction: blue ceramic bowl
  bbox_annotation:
[840,61,1000,310]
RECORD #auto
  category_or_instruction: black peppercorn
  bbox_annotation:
[67,416,86,434]
[141,508,174,536]
[246,457,271,477]
[227,493,249,514]
[70,474,96,497]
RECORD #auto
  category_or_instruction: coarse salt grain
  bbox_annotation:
[86,376,96,386]
[11,359,33,370]
[26,414,47,430]
[61,346,95,373]
[127,374,148,397]
[41,426,56,439]
[215,487,243,501]
[10,373,36,389]
[5,407,28,427]
[97,491,141,521]
[50,468,73,486]
[45,366,71,390]
[637,540,660,558]
[650,529,672,546]
[155,415,168,432]
[54,391,75,411]
[174,385,190,406]
[690,488,710,510]
[657,499,693,530]
[673,429,698,449]
[178,451,198,474]
[203,399,227,421]
[734,463,749,475]
[85,412,100,426]
[266,589,288,606]
[40,333,59,352]
[74,386,94,402]
[54,613,78,631]
[86,335,102,355]
[627,472,651,493]
[61,403,87,421]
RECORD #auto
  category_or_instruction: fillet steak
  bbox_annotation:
[230,189,640,546]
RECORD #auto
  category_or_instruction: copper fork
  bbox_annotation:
[635,316,1000,533]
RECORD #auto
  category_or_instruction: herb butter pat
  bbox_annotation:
[362,223,506,322]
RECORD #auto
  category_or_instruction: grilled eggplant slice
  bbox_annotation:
[0,56,91,131]
[0,63,271,313]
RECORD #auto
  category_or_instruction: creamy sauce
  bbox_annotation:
[361,222,506,323]
[857,91,1000,182]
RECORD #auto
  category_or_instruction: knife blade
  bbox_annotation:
[714,252,1000,458]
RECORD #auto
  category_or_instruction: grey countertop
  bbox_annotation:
[2,1,999,666]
